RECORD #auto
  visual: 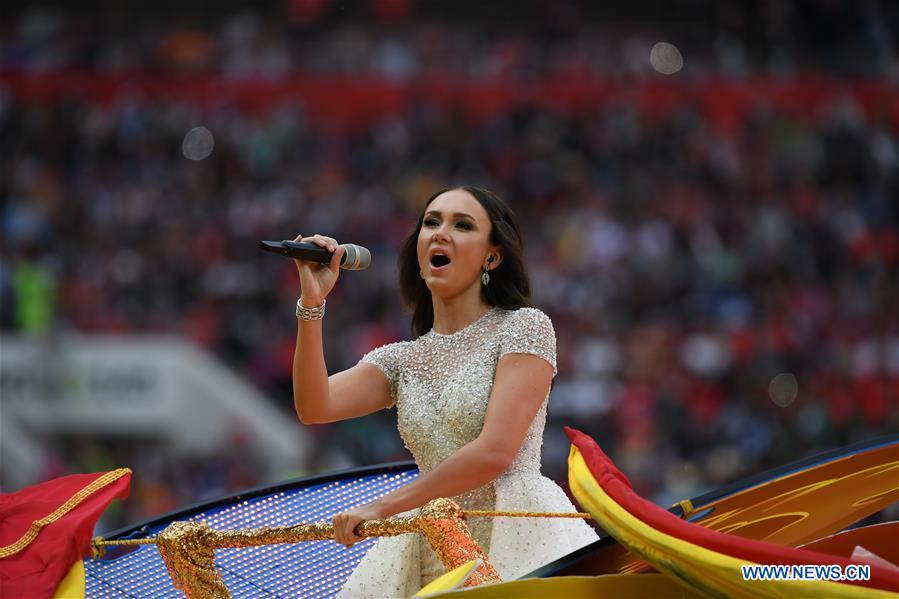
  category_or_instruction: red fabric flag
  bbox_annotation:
[0,469,131,599]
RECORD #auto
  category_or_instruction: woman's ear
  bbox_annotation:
[487,250,502,269]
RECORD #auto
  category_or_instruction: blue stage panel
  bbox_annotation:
[85,469,419,598]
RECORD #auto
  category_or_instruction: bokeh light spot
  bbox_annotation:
[650,42,684,75]
[769,373,799,407]
[182,126,215,160]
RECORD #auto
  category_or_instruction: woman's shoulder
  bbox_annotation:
[498,306,555,334]
[360,338,412,366]
[496,306,557,374]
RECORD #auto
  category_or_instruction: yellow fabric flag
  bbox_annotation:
[567,438,898,598]
[52,561,85,599]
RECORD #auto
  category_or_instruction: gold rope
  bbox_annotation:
[463,510,592,519]
[88,504,600,598]
[91,537,156,558]
[90,508,595,554]
[0,468,131,559]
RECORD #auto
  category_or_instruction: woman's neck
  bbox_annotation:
[431,291,492,335]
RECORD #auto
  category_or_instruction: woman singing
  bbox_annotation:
[292,186,598,597]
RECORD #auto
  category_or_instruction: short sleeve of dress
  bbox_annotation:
[498,307,558,377]
[359,342,405,408]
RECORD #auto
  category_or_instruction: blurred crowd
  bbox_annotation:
[2,2,898,529]
[2,0,898,78]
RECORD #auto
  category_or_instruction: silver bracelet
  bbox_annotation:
[296,298,326,321]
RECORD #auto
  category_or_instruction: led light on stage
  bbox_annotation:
[85,467,419,598]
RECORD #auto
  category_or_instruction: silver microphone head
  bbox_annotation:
[339,244,371,270]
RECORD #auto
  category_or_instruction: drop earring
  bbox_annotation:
[482,255,494,285]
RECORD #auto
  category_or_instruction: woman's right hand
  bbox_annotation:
[293,233,345,308]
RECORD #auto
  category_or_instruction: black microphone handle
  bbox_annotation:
[258,240,371,270]
[281,240,336,265]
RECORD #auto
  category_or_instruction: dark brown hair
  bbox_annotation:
[398,186,532,338]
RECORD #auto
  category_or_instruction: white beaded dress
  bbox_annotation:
[336,307,599,598]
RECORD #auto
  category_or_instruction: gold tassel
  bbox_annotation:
[147,498,500,599]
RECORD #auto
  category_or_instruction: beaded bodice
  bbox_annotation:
[338,308,599,597]
[360,307,557,476]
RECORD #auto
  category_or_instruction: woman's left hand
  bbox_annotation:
[332,503,386,548]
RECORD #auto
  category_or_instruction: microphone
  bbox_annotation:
[259,240,371,270]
